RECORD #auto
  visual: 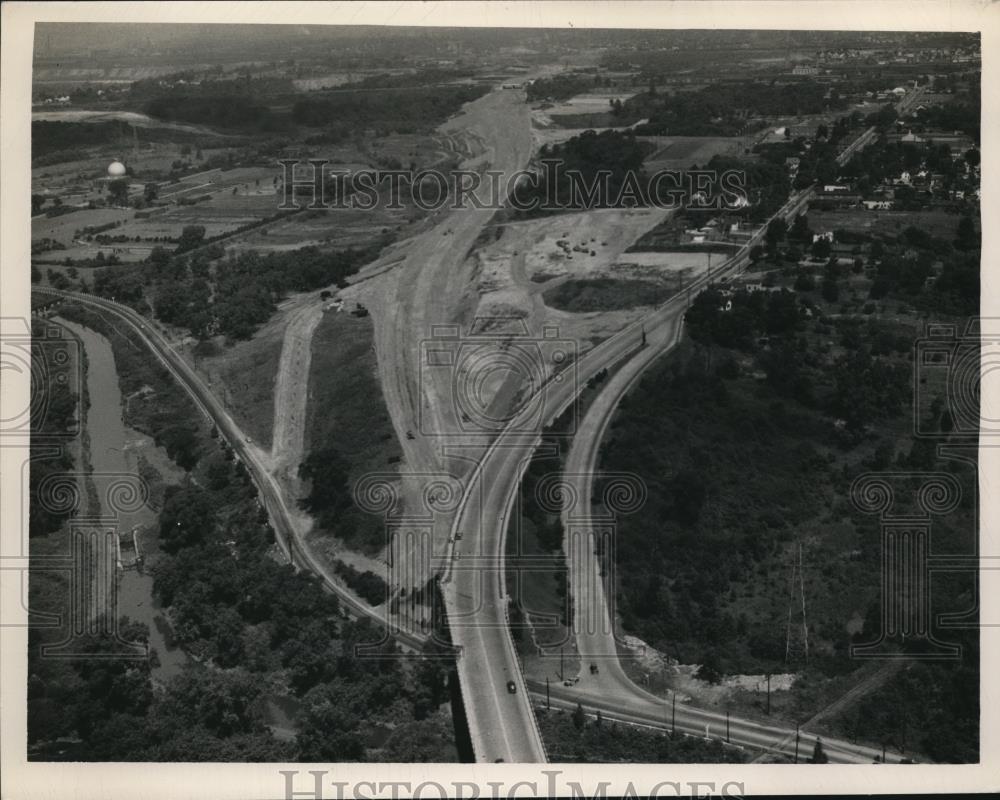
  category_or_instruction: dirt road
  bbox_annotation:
[358,89,534,600]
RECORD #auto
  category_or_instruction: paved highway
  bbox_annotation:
[32,287,428,652]
[519,125,888,763]
[532,683,889,763]
[445,185,815,762]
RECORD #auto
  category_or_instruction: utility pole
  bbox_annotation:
[726,710,730,743]
[560,647,564,682]
[794,724,800,763]
[671,692,676,735]
[546,677,550,710]
[785,541,809,664]
[766,672,771,715]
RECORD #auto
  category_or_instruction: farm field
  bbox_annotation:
[227,205,409,254]
[32,206,133,243]
[641,135,742,169]
[541,90,640,117]
[806,207,965,240]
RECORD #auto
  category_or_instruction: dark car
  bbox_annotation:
[506,680,517,694]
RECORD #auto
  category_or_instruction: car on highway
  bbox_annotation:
[506,680,517,694]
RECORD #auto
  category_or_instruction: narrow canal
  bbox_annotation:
[57,317,187,681]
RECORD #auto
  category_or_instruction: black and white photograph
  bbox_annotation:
[1,2,997,798]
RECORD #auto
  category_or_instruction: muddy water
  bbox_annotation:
[57,318,187,680]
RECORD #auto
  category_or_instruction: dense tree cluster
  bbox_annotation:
[291,85,489,137]
[539,708,747,763]
[28,313,456,761]
[512,130,654,214]
[32,120,200,164]
[835,632,979,763]
[93,240,382,341]
[526,73,606,102]
[623,80,848,137]
[28,321,79,536]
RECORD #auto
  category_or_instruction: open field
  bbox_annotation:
[303,306,402,558]
[480,208,676,291]
[32,206,132,245]
[641,135,742,169]
[190,316,285,450]
[542,90,640,117]
[543,278,675,312]
[32,109,224,136]
[228,205,411,254]
[806,208,965,240]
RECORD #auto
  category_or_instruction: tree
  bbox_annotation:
[696,650,723,684]
[765,218,788,251]
[955,216,977,252]
[149,246,172,268]
[671,470,706,526]
[144,183,159,203]
[816,123,829,140]
[175,225,207,254]
[809,738,829,763]
[789,213,812,243]
[964,148,980,169]
[572,702,586,730]
[794,272,816,291]
[107,179,129,207]
[811,237,832,260]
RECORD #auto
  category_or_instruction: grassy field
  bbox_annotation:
[641,136,742,170]
[302,307,401,553]
[192,324,284,450]
[538,707,749,763]
[32,206,132,245]
[544,277,673,312]
[229,205,411,254]
[548,112,621,129]
[806,208,966,241]
[507,515,571,649]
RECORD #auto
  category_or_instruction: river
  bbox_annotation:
[56,317,187,681]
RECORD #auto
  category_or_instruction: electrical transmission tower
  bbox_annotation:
[785,542,809,663]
